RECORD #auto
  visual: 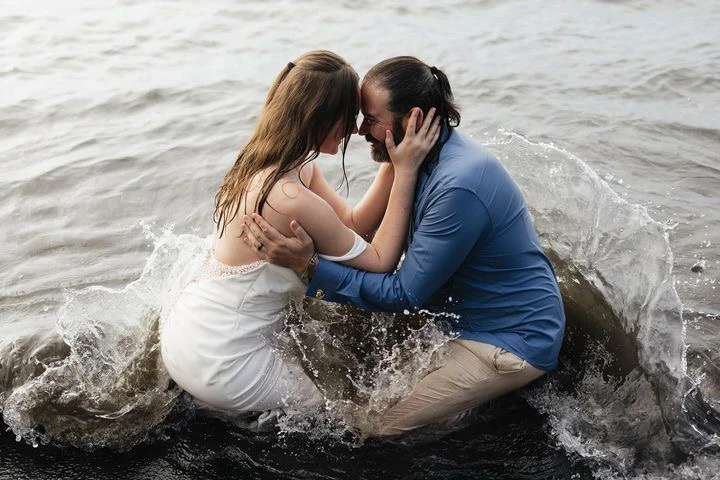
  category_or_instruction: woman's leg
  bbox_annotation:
[249,353,325,413]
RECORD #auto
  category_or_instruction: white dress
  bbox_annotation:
[160,233,367,416]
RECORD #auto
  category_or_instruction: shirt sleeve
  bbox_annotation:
[306,187,489,312]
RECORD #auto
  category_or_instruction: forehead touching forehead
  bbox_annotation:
[360,80,391,121]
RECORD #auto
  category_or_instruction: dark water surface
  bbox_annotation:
[0,401,594,480]
[1,0,719,478]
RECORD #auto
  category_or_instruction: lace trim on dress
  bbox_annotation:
[193,253,266,282]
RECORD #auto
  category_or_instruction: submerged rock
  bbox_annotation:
[691,261,705,273]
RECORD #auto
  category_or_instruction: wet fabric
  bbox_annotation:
[160,259,324,413]
[372,339,545,437]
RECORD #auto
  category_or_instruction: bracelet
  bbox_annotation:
[300,252,319,284]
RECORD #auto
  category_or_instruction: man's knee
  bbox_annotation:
[456,340,546,385]
[369,340,546,437]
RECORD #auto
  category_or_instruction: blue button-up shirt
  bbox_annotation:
[307,130,565,371]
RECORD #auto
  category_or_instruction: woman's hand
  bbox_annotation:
[385,107,441,175]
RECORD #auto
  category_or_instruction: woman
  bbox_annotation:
[160,50,439,417]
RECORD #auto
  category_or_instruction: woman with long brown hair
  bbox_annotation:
[160,50,439,420]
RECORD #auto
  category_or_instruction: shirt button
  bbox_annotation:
[315,289,324,299]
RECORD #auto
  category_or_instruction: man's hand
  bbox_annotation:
[242,214,315,275]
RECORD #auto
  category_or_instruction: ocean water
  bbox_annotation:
[1,0,719,478]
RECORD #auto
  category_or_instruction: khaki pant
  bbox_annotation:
[373,339,546,437]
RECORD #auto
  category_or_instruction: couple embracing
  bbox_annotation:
[160,51,565,437]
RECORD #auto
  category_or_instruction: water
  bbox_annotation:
[1,0,719,478]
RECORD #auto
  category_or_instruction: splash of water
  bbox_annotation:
[480,128,719,474]
[1,227,206,449]
[273,299,456,441]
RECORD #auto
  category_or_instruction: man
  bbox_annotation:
[242,56,565,437]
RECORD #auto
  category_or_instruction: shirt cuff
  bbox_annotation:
[305,258,347,302]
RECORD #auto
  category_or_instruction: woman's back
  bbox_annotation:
[213,165,313,266]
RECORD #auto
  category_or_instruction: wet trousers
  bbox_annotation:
[374,339,546,437]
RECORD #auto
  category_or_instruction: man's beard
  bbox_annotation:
[369,139,391,163]
[368,118,404,163]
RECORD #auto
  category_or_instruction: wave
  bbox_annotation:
[484,128,720,474]
[0,228,206,449]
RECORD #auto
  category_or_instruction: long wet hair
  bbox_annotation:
[214,50,359,238]
[365,56,460,170]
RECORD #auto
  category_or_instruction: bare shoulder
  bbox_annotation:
[267,174,326,214]
[262,171,331,232]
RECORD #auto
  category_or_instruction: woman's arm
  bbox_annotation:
[307,162,394,239]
